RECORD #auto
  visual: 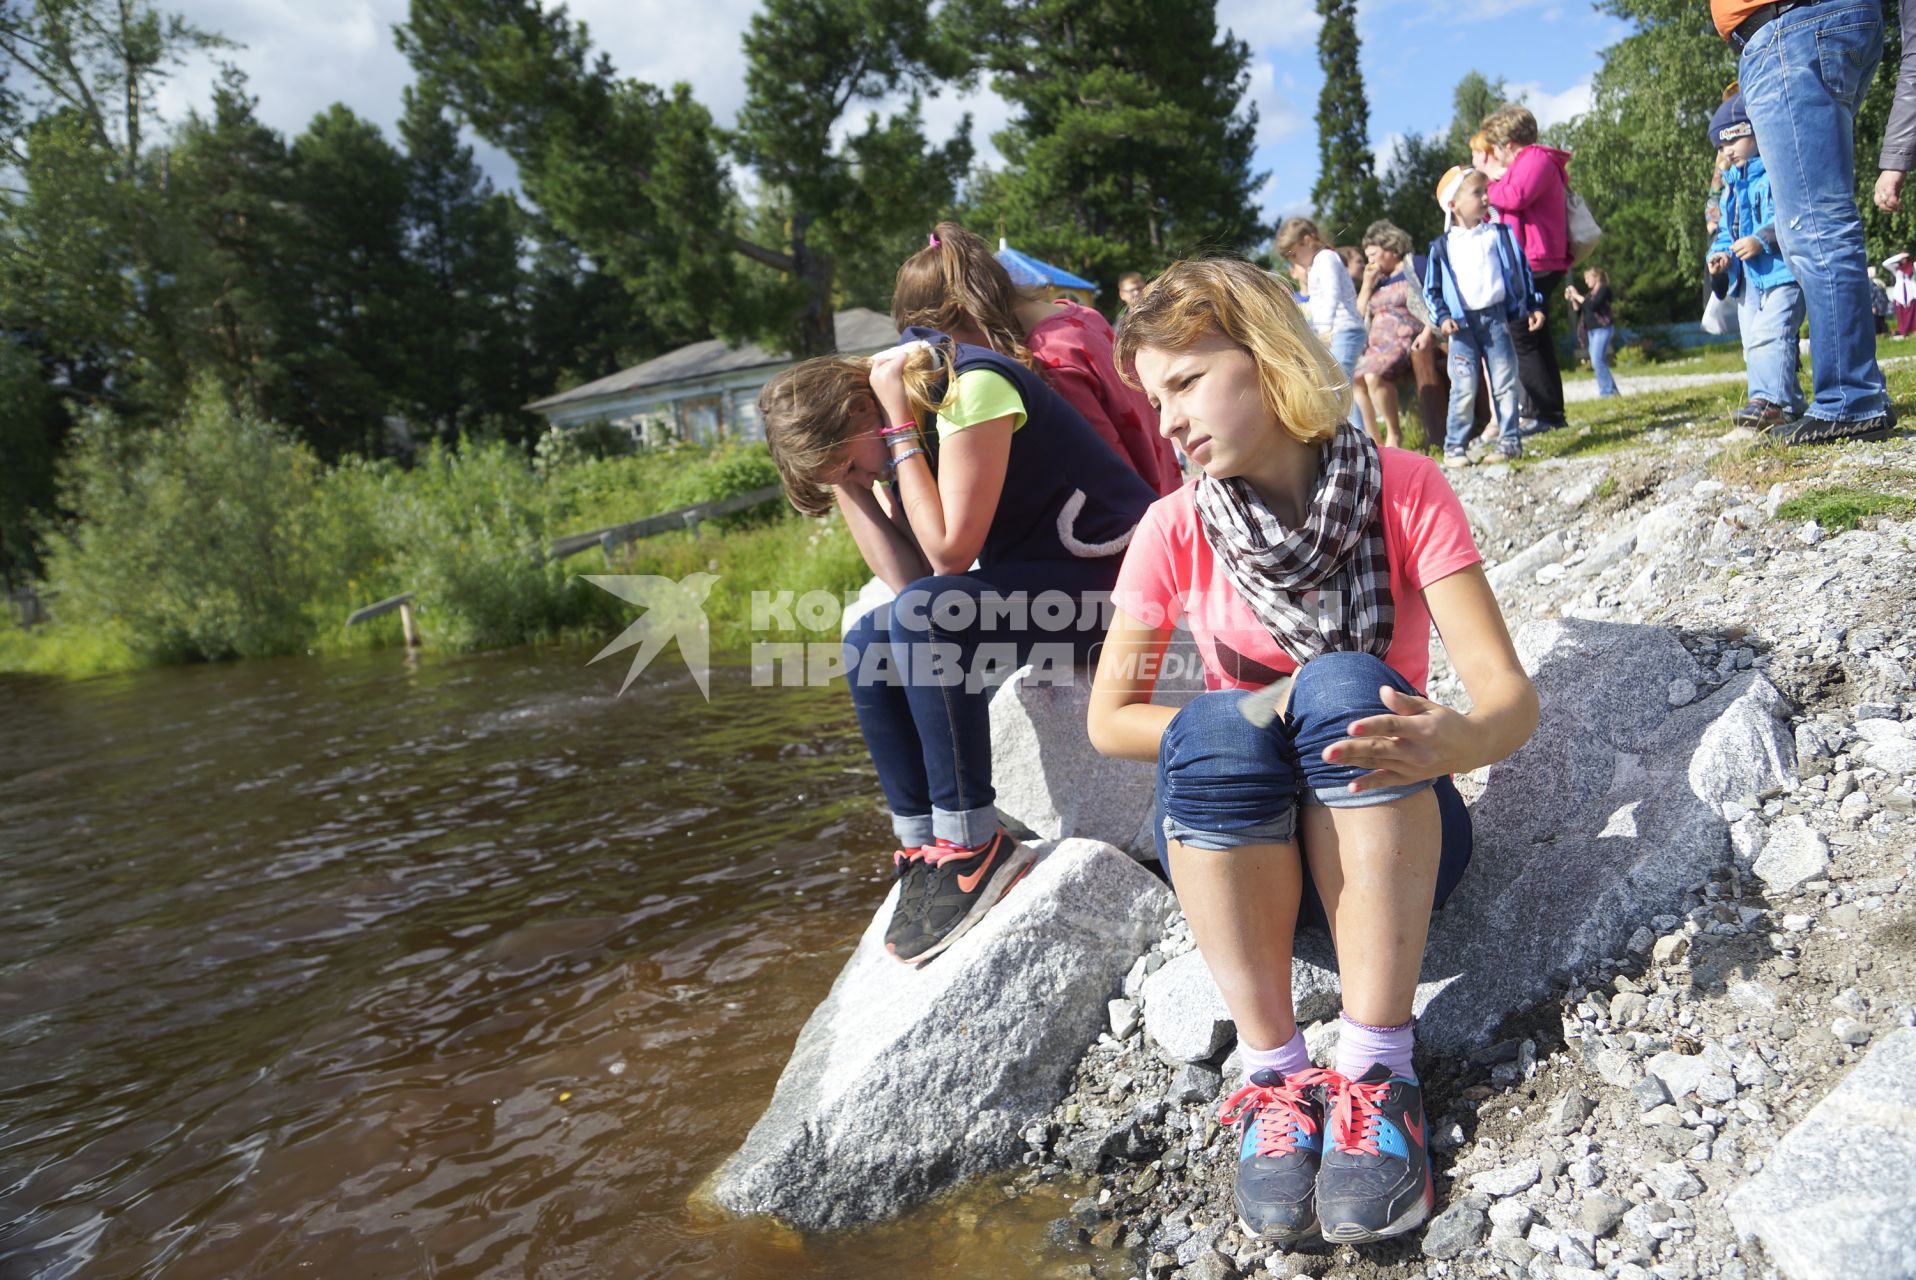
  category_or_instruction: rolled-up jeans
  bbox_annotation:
[844,559,1121,849]
[1152,651,1473,931]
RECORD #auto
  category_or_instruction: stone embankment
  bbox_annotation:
[725,425,1915,1280]
[1017,431,1916,1280]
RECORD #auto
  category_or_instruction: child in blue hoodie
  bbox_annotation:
[1423,166,1544,467]
[1706,92,1804,428]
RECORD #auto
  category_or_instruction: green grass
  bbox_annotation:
[0,622,141,679]
[1773,486,1916,531]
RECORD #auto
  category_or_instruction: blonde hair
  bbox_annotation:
[1469,130,1490,155]
[1481,103,1539,149]
[1272,216,1322,259]
[1113,257,1351,445]
[890,221,1040,370]
[759,347,956,517]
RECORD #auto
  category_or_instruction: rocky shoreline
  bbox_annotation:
[1013,430,1916,1280]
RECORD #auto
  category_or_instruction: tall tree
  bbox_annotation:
[958,0,1264,296]
[396,84,523,442]
[1445,71,1509,159]
[1558,0,1737,323]
[1310,0,1382,244]
[1377,131,1450,249]
[398,0,972,357]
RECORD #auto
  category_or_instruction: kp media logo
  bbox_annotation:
[582,573,719,698]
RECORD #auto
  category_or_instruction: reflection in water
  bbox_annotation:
[0,647,1088,1278]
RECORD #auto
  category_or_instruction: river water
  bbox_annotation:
[0,646,1086,1278]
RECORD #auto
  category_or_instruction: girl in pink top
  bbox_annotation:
[1086,258,1538,1249]
[892,222,1182,495]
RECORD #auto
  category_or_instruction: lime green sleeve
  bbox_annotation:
[935,369,1027,437]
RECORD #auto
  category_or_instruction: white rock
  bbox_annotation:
[713,840,1174,1228]
[1140,948,1235,1064]
[1752,817,1832,891]
[1649,1161,1703,1201]
[1471,1159,1543,1197]
[1863,738,1916,775]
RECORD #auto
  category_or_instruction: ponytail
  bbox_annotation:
[890,220,1041,371]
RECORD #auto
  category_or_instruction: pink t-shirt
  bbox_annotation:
[1111,449,1482,693]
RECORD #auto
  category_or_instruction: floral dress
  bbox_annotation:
[1354,272,1419,382]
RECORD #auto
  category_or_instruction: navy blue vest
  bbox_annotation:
[901,328,1156,568]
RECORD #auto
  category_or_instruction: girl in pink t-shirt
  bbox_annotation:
[891,221,1182,495]
[1086,258,1538,1250]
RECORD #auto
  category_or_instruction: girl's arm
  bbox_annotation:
[1485,150,1539,212]
[1087,608,1180,762]
[870,348,1013,576]
[1321,564,1539,793]
[835,482,931,592]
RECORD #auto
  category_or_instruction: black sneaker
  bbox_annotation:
[1315,1064,1435,1244]
[883,846,931,962]
[1766,410,1896,446]
[1219,1067,1334,1244]
[898,829,1035,965]
[1731,397,1778,427]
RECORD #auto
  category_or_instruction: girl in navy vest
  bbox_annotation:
[761,332,1156,965]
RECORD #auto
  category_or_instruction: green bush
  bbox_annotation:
[42,382,326,662]
[664,442,787,531]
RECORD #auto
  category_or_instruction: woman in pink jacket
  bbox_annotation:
[1477,104,1572,434]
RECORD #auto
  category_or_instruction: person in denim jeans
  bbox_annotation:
[1717,0,1893,443]
[1566,268,1620,398]
[1423,167,1543,467]
[1090,259,1538,1247]
[1706,90,1807,428]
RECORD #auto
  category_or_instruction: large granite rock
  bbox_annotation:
[1139,942,1342,1066]
[989,647,1204,859]
[1725,1028,1916,1280]
[1291,618,1795,1054]
[711,838,1175,1229]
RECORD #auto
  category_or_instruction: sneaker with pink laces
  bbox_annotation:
[1219,1067,1335,1244]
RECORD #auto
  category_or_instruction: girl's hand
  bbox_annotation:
[1412,328,1434,352]
[867,343,919,419]
[1526,310,1546,331]
[1324,686,1472,792]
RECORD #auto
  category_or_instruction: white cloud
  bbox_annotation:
[1217,0,1321,53]
[1505,77,1594,129]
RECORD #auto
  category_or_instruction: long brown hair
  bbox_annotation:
[890,221,1041,370]
[759,347,957,517]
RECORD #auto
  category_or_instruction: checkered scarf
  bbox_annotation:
[1192,422,1395,666]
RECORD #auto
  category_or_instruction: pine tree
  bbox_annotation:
[961,0,1264,296]
[1309,0,1382,245]
[396,84,523,442]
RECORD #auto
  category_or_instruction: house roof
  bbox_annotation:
[995,244,1098,293]
[526,307,898,413]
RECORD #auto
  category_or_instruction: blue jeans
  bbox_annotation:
[1587,325,1620,397]
[1445,311,1521,454]
[1328,327,1367,430]
[1738,0,1887,422]
[844,559,1120,848]
[1739,280,1807,415]
[1152,652,1473,931]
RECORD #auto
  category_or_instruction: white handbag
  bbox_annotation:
[1566,189,1603,264]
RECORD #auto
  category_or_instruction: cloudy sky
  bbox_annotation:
[150,0,1625,228]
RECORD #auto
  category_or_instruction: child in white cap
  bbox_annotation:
[1421,166,1543,468]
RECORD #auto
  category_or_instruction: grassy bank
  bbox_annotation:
[2,386,870,680]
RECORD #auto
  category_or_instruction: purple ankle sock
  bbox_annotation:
[1335,1013,1417,1082]
[1239,1027,1312,1081]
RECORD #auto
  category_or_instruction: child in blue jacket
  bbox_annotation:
[1423,166,1544,466]
[1706,92,1804,428]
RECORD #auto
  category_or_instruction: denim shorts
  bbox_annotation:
[1152,651,1474,929]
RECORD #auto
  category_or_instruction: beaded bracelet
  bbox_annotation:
[888,446,927,471]
[878,420,918,437]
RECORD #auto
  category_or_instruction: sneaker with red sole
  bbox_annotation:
[1315,1064,1435,1244]
[897,829,1035,965]
[883,847,932,962]
[1219,1066,1335,1245]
